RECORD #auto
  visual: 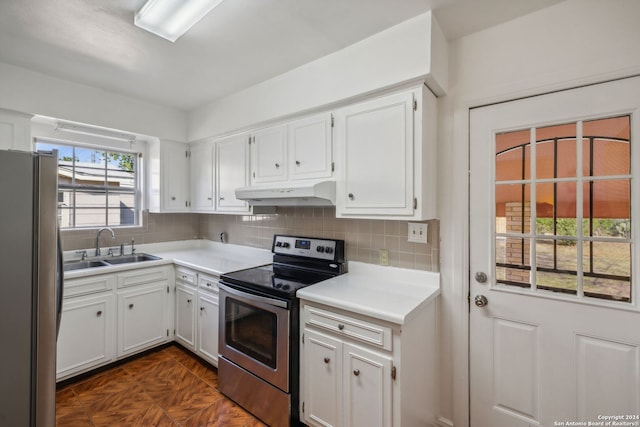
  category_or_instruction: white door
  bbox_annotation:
[289,113,333,181]
[216,133,250,212]
[470,77,640,426]
[251,124,287,184]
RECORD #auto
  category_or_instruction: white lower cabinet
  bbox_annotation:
[174,267,220,366]
[175,283,197,349]
[56,292,116,380]
[196,290,219,364]
[117,282,170,357]
[301,301,436,427]
[57,266,172,381]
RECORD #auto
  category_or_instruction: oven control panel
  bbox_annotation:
[272,235,344,261]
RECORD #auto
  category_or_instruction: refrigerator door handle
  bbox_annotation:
[56,226,63,339]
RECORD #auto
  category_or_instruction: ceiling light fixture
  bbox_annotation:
[55,122,137,143]
[134,0,224,42]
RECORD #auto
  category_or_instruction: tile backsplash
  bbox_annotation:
[62,208,439,272]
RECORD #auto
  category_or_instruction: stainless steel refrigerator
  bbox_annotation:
[0,150,62,427]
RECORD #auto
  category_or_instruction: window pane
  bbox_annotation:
[536,239,578,295]
[536,123,577,179]
[496,184,530,234]
[75,208,106,227]
[496,129,531,181]
[583,179,630,239]
[75,191,107,208]
[496,237,531,288]
[35,139,140,230]
[583,116,630,177]
[582,242,631,301]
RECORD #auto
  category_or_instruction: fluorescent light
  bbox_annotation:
[55,122,136,143]
[134,0,224,42]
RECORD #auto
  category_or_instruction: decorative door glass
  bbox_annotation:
[494,116,631,302]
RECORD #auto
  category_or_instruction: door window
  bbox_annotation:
[495,116,632,302]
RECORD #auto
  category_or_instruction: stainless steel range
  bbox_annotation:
[218,234,346,426]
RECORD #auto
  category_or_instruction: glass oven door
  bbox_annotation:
[218,283,290,392]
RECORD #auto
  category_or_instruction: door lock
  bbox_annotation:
[474,271,488,283]
[474,295,488,307]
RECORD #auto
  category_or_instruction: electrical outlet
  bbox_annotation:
[408,222,428,244]
[379,249,389,266]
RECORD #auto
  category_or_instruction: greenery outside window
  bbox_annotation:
[35,140,140,229]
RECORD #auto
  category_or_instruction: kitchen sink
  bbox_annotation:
[63,260,110,271]
[104,253,161,265]
[63,253,162,271]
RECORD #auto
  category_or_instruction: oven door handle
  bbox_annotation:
[219,283,289,309]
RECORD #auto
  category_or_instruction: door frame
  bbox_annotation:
[444,70,640,427]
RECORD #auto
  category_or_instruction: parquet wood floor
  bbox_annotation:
[56,345,268,427]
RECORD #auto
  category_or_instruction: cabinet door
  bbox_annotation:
[163,141,190,211]
[343,343,393,427]
[175,284,196,350]
[118,283,169,357]
[251,124,287,184]
[56,293,115,380]
[0,109,32,151]
[196,290,219,365]
[216,133,250,212]
[337,90,415,217]
[303,329,343,427]
[289,113,333,181]
[190,141,215,212]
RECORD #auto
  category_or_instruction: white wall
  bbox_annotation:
[438,1,640,426]
[187,11,447,141]
[0,61,187,141]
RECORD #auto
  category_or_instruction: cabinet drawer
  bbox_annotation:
[198,273,219,293]
[175,267,196,285]
[118,266,169,288]
[64,274,115,298]
[304,305,392,351]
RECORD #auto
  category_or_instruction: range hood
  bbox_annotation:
[235,181,336,206]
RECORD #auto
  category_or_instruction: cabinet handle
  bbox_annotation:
[96,310,102,317]
[207,197,213,200]
[296,160,301,166]
[206,283,211,287]
[275,163,280,168]
[338,324,345,330]
[129,303,134,309]
[200,307,205,311]
[353,369,360,376]
[219,196,224,201]
[324,357,330,364]
[348,193,354,200]
[171,196,176,201]
[187,299,192,303]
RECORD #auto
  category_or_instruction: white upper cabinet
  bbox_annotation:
[0,109,32,151]
[288,113,333,181]
[147,139,190,213]
[250,124,287,184]
[216,133,250,213]
[249,113,334,186]
[190,140,215,212]
[335,86,437,220]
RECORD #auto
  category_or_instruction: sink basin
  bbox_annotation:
[104,253,162,265]
[63,260,110,271]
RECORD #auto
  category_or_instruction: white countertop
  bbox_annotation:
[63,239,272,279]
[297,261,440,325]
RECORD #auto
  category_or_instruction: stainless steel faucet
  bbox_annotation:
[95,227,116,256]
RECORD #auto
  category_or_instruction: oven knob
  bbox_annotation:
[275,241,282,247]
[325,247,334,254]
[282,242,290,248]
[275,283,282,288]
[282,284,290,291]
[316,246,325,253]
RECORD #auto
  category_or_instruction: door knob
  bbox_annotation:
[475,272,488,283]
[474,295,488,307]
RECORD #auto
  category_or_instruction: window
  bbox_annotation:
[494,116,631,302]
[35,140,140,229]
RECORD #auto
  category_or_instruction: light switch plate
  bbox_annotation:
[408,222,428,244]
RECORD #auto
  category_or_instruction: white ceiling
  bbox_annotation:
[0,0,563,111]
